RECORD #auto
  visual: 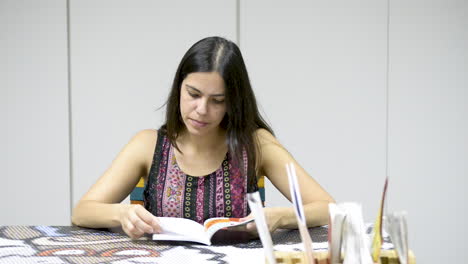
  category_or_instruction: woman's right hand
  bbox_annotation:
[119,204,162,239]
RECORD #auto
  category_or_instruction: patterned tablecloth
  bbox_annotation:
[0,225,394,263]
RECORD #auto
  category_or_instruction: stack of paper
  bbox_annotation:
[328,203,346,264]
[385,211,409,264]
[340,203,373,264]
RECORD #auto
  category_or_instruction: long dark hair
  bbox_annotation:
[161,36,273,190]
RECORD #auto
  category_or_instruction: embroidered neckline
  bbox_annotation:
[169,143,228,177]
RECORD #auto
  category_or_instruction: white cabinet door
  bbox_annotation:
[1,0,70,225]
[388,1,468,263]
[241,0,388,216]
[70,1,237,207]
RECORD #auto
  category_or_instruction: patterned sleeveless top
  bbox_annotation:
[143,130,256,224]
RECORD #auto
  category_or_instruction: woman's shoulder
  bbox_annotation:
[129,129,158,170]
[129,129,158,152]
[254,128,288,159]
[254,128,278,146]
[133,129,158,141]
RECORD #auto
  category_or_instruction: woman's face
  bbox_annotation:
[179,72,227,136]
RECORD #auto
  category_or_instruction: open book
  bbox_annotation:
[152,217,254,245]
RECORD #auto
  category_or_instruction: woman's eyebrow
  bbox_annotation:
[185,84,225,97]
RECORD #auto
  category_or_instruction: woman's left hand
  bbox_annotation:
[238,207,285,238]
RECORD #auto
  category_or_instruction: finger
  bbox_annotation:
[239,214,254,222]
[134,206,161,233]
[129,210,154,234]
[242,222,259,238]
[125,220,144,239]
[246,222,257,232]
[153,218,162,233]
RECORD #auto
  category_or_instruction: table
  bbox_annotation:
[0,225,396,263]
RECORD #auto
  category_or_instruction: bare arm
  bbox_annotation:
[71,129,161,238]
[245,129,334,231]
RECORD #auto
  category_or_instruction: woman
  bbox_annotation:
[72,36,334,239]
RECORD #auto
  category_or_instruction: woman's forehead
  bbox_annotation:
[183,72,225,94]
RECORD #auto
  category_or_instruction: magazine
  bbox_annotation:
[152,217,254,245]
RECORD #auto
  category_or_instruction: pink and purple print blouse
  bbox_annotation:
[144,130,257,224]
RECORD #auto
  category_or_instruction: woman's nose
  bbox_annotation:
[196,99,208,115]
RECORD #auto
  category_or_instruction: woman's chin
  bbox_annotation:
[185,124,209,136]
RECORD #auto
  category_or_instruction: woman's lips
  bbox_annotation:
[189,118,208,128]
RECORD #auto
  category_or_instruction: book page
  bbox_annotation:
[153,217,210,245]
[203,217,254,239]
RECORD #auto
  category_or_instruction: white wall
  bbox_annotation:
[388,0,468,262]
[2,1,467,263]
[1,0,70,225]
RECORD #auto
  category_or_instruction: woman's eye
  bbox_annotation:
[212,98,225,104]
[189,92,200,98]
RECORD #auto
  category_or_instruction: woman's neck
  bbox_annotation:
[177,128,227,154]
